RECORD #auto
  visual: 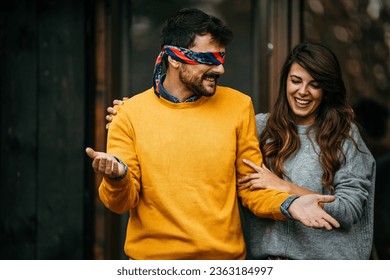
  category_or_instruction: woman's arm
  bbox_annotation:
[238,159,317,195]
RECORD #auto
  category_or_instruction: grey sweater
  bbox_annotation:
[241,113,376,260]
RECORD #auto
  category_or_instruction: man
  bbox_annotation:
[86,8,339,260]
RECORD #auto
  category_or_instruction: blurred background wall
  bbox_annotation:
[1,0,389,259]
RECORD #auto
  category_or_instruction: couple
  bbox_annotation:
[86,8,375,260]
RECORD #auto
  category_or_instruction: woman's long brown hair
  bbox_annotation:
[260,42,355,193]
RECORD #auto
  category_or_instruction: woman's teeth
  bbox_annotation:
[295,98,310,105]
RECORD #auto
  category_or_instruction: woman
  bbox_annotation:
[239,42,375,260]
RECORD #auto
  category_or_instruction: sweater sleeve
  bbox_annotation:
[236,100,291,220]
[323,125,376,229]
[98,102,141,214]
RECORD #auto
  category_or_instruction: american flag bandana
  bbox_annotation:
[153,45,226,95]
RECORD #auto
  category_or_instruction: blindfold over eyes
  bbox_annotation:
[163,45,225,65]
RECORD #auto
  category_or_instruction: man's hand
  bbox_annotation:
[106,98,127,129]
[85,147,125,179]
[289,194,340,230]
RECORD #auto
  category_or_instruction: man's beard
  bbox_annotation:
[179,71,220,97]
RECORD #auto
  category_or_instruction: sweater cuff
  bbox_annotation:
[280,195,300,219]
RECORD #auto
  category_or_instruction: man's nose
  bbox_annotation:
[212,64,225,75]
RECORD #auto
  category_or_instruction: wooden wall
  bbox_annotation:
[251,0,302,112]
[0,0,304,260]
[0,0,94,259]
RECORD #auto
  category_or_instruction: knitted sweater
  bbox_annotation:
[98,88,292,260]
[242,113,376,260]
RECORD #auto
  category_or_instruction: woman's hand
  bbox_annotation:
[238,159,289,192]
[239,159,316,196]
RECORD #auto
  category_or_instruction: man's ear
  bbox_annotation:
[167,56,180,69]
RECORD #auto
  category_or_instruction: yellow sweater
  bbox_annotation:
[99,86,291,259]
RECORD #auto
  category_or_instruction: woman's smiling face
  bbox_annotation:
[286,62,324,125]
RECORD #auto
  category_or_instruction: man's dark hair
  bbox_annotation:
[160,8,233,49]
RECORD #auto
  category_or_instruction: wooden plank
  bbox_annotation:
[36,0,86,259]
[0,0,39,259]
[268,0,303,107]
[251,0,271,113]
[95,0,130,260]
